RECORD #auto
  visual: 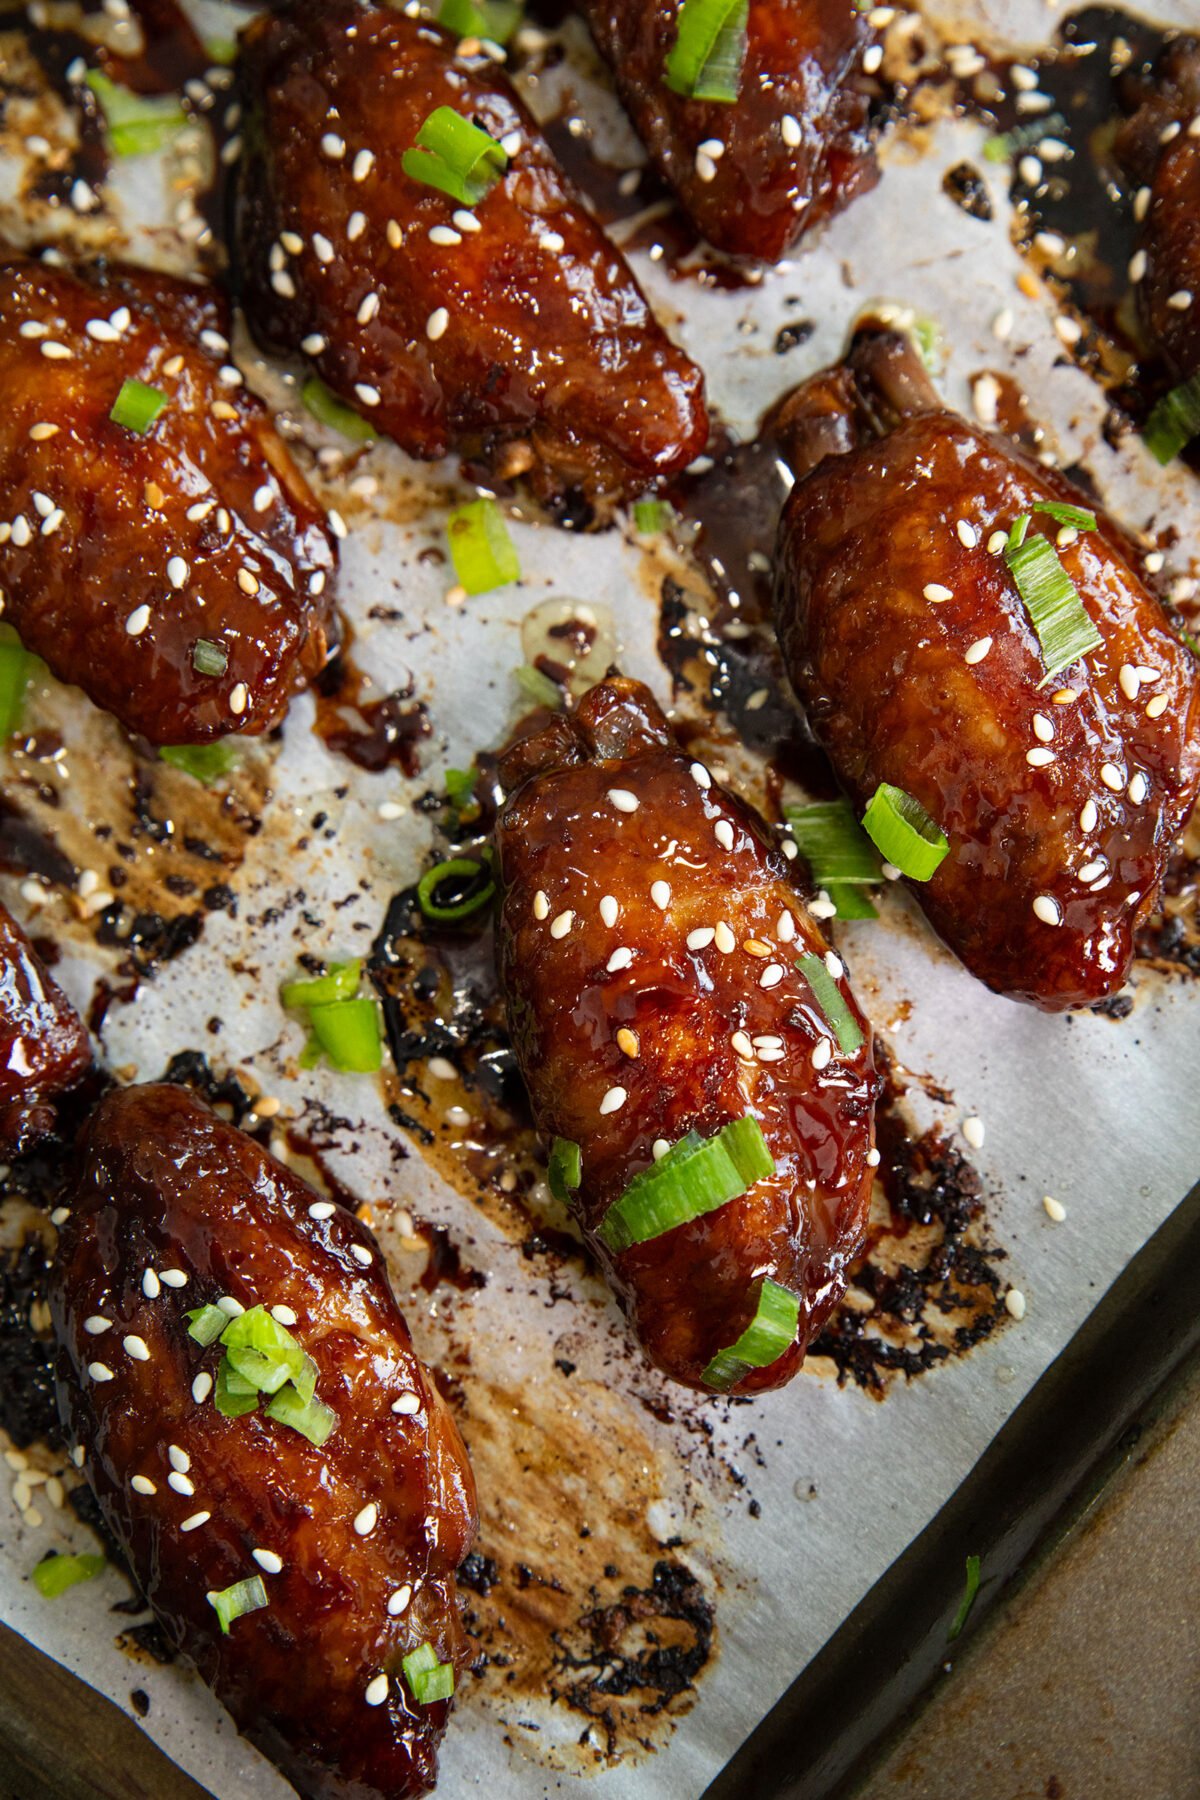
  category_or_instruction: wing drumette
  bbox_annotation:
[0,255,337,746]
[495,676,878,1394]
[232,1,708,510]
[0,902,90,1153]
[51,1083,476,1800]
[773,328,1200,1010]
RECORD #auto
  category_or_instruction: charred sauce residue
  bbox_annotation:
[312,649,432,777]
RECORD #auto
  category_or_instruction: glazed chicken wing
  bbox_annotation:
[1115,37,1200,380]
[495,677,878,1394]
[576,0,879,262]
[0,255,337,746]
[0,902,90,1153]
[50,1084,476,1800]
[232,1,708,509]
[773,329,1200,1011]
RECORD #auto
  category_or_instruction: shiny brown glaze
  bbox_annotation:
[1115,37,1200,379]
[0,902,90,1153]
[50,1084,476,1800]
[233,1,708,508]
[495,677,878,1393]
[577,0,878,263]
[0,255,337,746]
[774,329,1200,1011]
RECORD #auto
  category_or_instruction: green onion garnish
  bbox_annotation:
[701,1278,801,1391]
[32,1552,105,1598]
[185,1304,228,1347]
[1007,512,1030,553]
[263,1383,337,1446]
[215,1355,260,1418]
[158,742,240,785]
[444,767,477,809]
[825,884,878,920]
[280,960,362,1010]
[192,639,228,678]
[221,1305,315,1398]
[947,1552,981,1640]
[514,664,562,710]
[1030,500,1097,532]
[1143,370,1200,465]
[597,1116,774,1253]
[785,799,881,888]
[447,498,520,595]
[307,998,383,1073]
[84,70,186,157]
[402,1641,456,1704]
[301,377,378,443]
[402,106,509,206]
[1004,530,1103,681]
[982,133,1011,162]
[109,378,168,435]
[0,628,31,739]
[547,1137,582,1204]
[417,856,496,923]
[861,782,949,883]
[795,952,864,1057]
[664,0,749,103]
[203,36,237,66]
[633,498,670,533]
[437,0,523,41]
[207,1575,269,1635]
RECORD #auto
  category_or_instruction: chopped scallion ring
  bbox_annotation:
[214,1354,260,1418]
[824,883,878,920]
[402,106,508,206]
[1006,512,1030,553]
[633,498,670,533]
[597,1116,774,1253]
[947,1552,981,1640]
[437,0,524,42]
[185,1304,228,1347]
[795,952,864,1057]
[514,664,562,710]
[110,378,168,435]
[861,782,949,883]
[444,767,477,809]
[664,0,750,102]
[547,1138,582,1204]
[0,629,31,739]
[207,1574,269,1635]
[221,1305,312,1397]
[417,857,496,923]
[307,997,383,1073]
[447,498,520,594]
[32,1552,105,1598]
[701,1277,800,1390]
[85,70,186,157]
[785,799,881,890]
[1004,531,1102,681]
[264,1383,337,1446]
[301,377,378,442]
[280,960,362,1010]
[192,639,228,678]
[402,1641,456,1704]
[1031,500,1097,532]
[158,742,239,785]
[1144,370,1200,465]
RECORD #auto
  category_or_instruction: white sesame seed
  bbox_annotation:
[1119,663,1140,700]
[166,556,188,590]
[453,208,481,233]
[387,219,403,247]
[272,271,297,299]
[230,683,249,716]
[714,922,736,954]
[216,1296,245,1317]
[301,333,327,355]
[270,1305,298,1327]
[776,911,796,943]
[87,1363,114,1382]
[309,1201,337,1221]
[987,529,1008,554]
[1055,316,1083,347]
[962,1115,985,1150]
[965,636,992,665]
[1127,772,1149,805]
[956,519,978,548]
[992,308,1014,342]
[353,148,375,181]
[825,951,844,979]
[686,927,715,950]
[125,605,151,637]
[1005,1288,1027,1321]
[606,946,633,974]
[1079,799,1099,832]
[168,1471,194,1496]
[973,374,1001,425]
[862,42,883,72]
[1033,894,1062,926]
[867,1148,881,1168]
[1167,290,1194,311]
[650,880,671,910]
[426,308,450,341]
[550,909,574,939]
[599,1086,627,1116]
[41,340,72,360]
[811,1037,833,1071]
[50,1206,70,1226]
[731,1031,754,1060]
[320,133,346,159]
[1100,763,1124,791]
[354,1502,379,1537]
[29,423,59,441]
[781,113,801,147]
[1043,1195,1067,1222]
[388,1584,413,1615]
[1020,154,1043,186]
[695,150,718,183]
[1032,713,1054,743]
[608,788,638,813]
[131,1475,156,1495]
[1128,249,1147,283]
[253,1548,284,1574]
[500,129,522,157]
[1145,693,1169,719]
[180,1511,211,1532]
[924,583,953,603]
[365,1674,389,1707]
[84,1316,111,1336]
[350,1244,372,1267]
[429,225,462,247]
[192,1372,213,1403]
[599,895,619,928]
[715,820,735,850]
[1078,859,1106,883]
[760,964,784,989]
[392,1392,420,1415]
[539,230,565,252]
[690,762,711,789]
[160,1269,188,1288]
[123,1335,150,1361]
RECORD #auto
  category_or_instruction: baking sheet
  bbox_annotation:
[1,2,1199,1796]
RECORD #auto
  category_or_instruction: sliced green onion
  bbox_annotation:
[32,1552,105,1598]
[547,1138,582,1204]
[307,998,383,1073]
[597,1116,774,1254]
[1007,512,1030,553]
[214,1354,260,1418]
[301,377,377,442]
[186,1304,228,1347]
[1144,371,1200,465]
[633,499,671,533]
[437,0,523,41]
[1031,500,1097,533]
[947,1552,981,1640]
[192,639,228,678]
[158,742,240,784]
[207,1575,269,1635]
[982,133,1011,163]
[785,799,881,888]
[1005,531,1103,680]
[402,106,508,207]
[664,0,749,103]
[861,782,949,883]
[447,498,520,595]
[220,1304,310,1397]
[110,378,168,435]
[264,1382,337,1446]
[203,36,238,66]
[795,952,864,1057]
[85,71,186,157]
[444,767,477,808]
[514,664,562,710]
[701,1278,801,1391]
[298,1034,323,1071]
[824,883,878,921]
[417,857,496,923]
[0,628,31,739]
[402,1641,456,1704]
[280,960,362,1010]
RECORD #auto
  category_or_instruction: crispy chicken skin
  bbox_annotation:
[773,329,1200,1011]
[232,1,708,508]
[495,677,877,1393]
[0,903,90,1153]
[577,0,878,263]
[50,1084,476,1800]
[0,255,337,746]
[1115,37,1200,380]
